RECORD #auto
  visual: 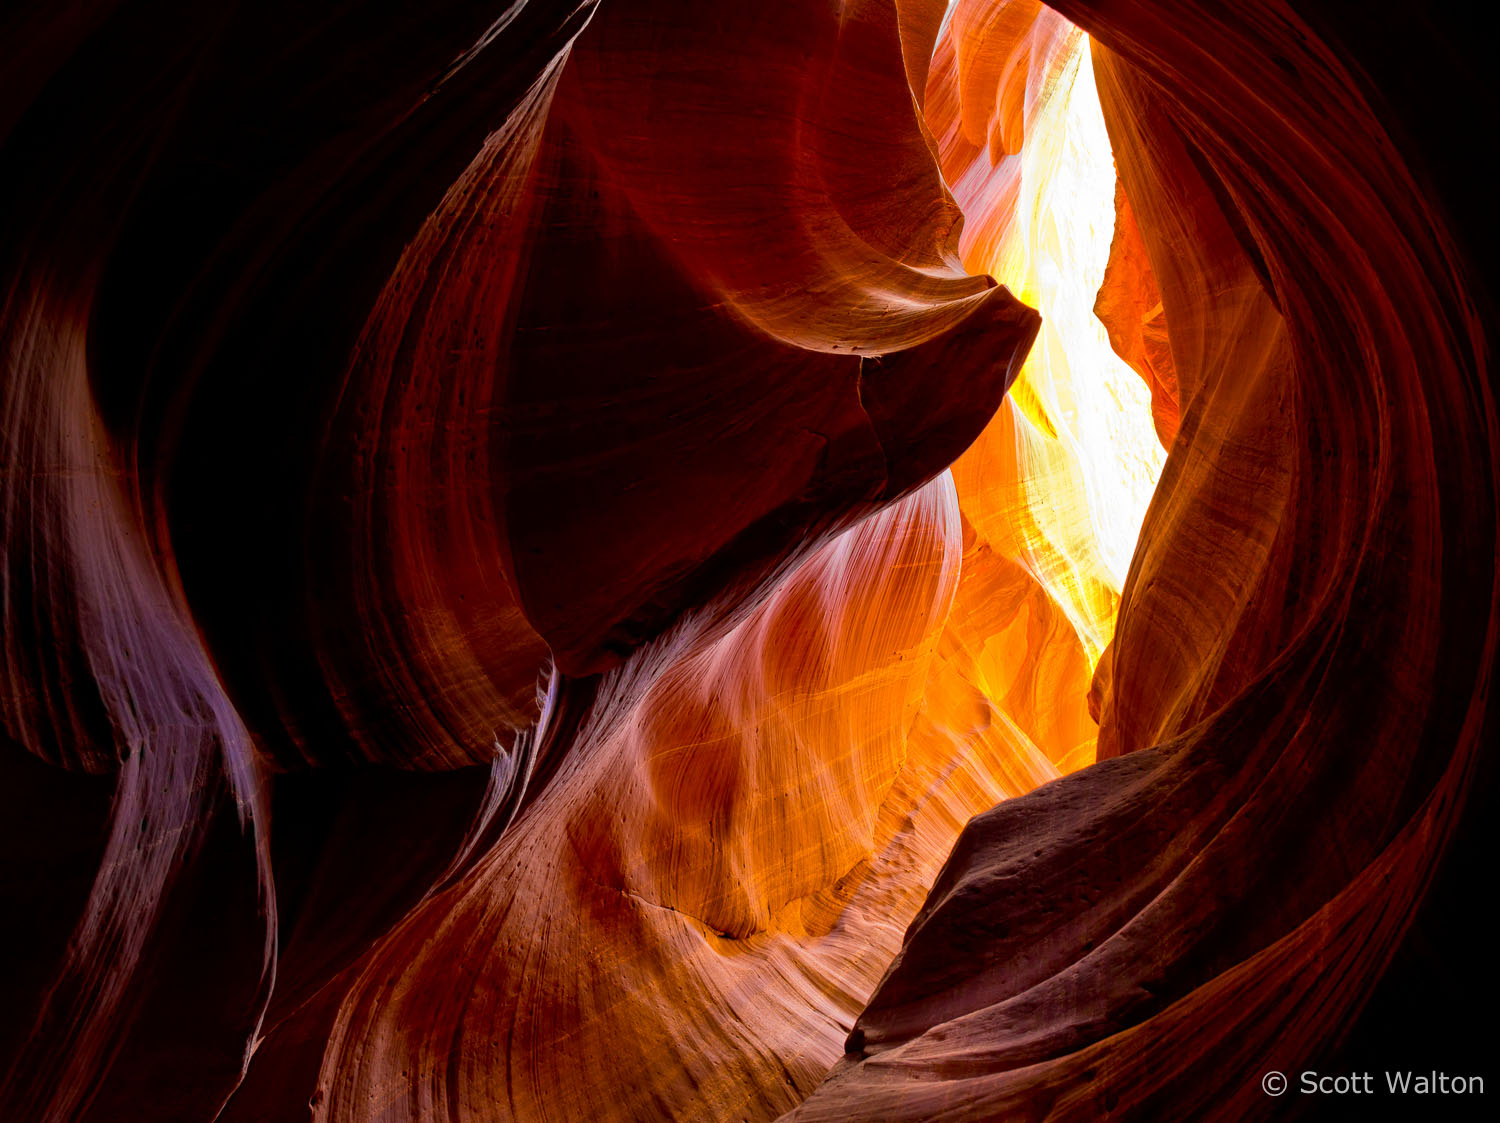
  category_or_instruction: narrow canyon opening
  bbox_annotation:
[0,1,1491,1121]
[931,10,1167,775]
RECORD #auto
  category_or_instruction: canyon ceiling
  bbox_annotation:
[1,0,1495,1121]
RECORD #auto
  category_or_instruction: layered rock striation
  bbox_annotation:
[1,1,1493,1121]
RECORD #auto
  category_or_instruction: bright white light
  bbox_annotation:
[972,36,1166,665]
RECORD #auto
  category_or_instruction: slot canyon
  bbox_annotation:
[1,0,1495,1120]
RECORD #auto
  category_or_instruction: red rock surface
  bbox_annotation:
[1,1,1493,1120]
[790,1,1497,1118]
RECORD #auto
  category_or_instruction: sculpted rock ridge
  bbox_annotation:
[0,1,1492,1120]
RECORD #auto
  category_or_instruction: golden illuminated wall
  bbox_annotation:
[7,1,1486,1121]
[936,10,1166,773]
[310,12,1168,1119]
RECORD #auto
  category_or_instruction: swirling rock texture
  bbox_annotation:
[0,1,1494,1122]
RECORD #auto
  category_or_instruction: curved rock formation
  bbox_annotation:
[1,0,1493,1121]
[790,1,1497,1119]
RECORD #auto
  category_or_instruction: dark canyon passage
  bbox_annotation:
[1,1,1495,1121]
